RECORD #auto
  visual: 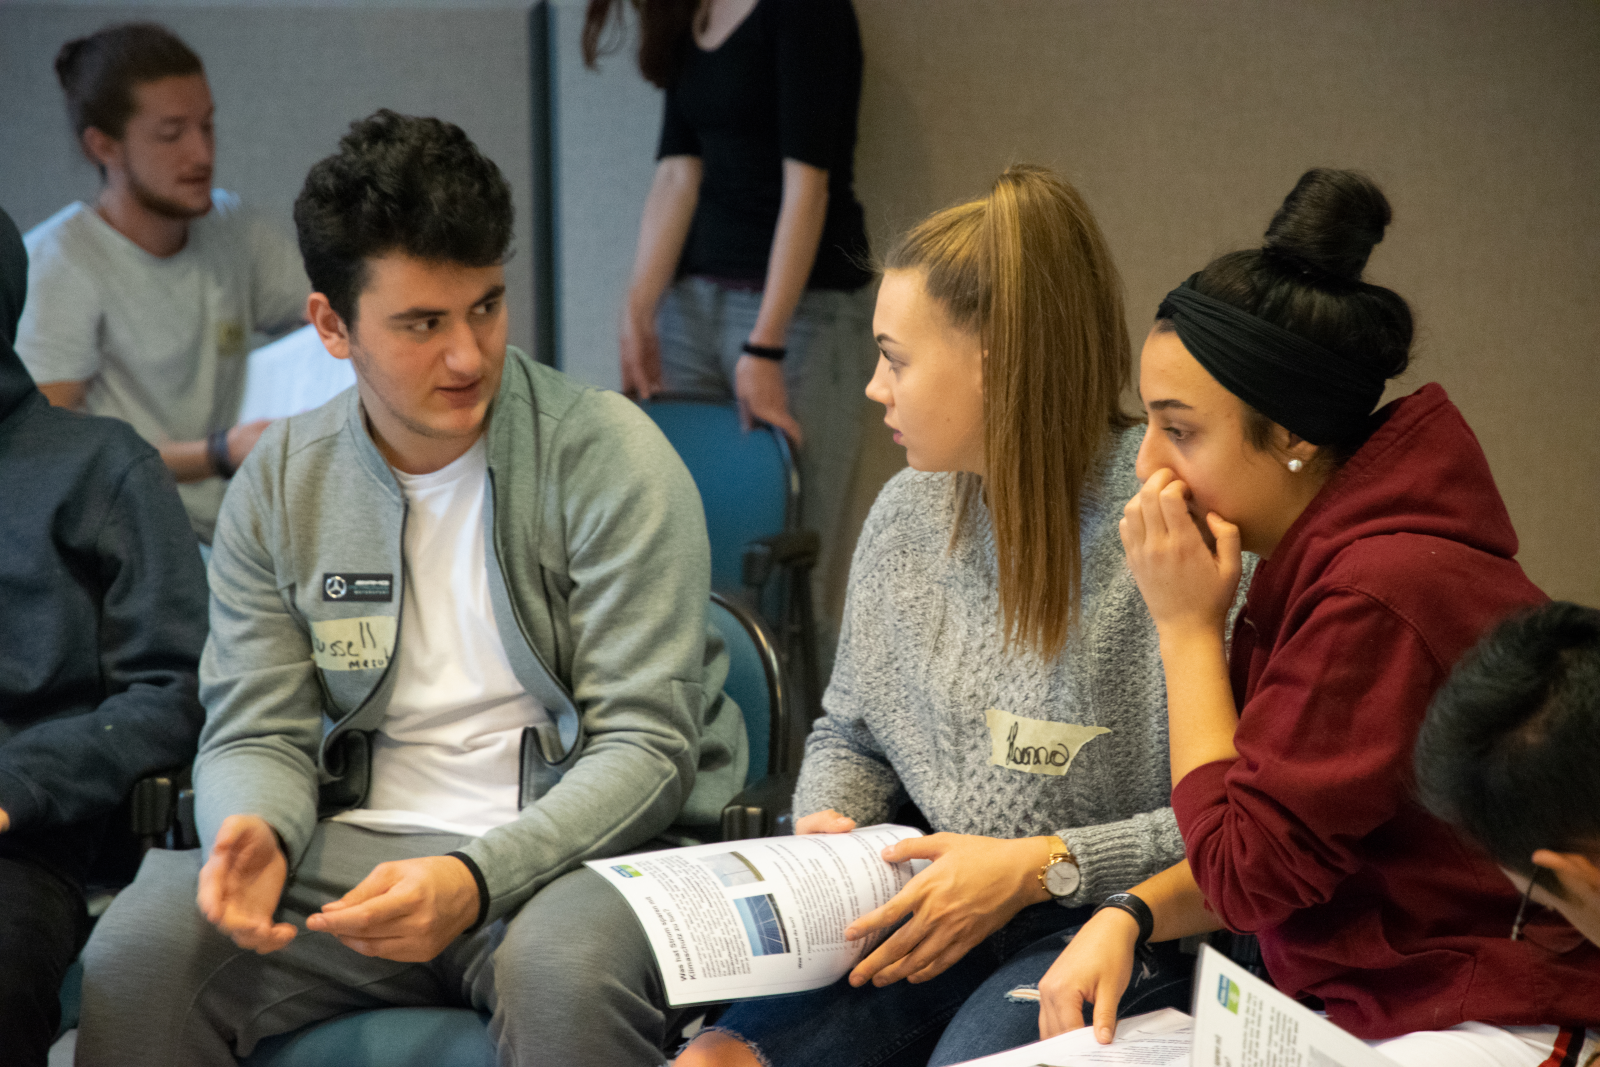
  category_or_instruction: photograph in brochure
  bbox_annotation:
[585,824,927,1006]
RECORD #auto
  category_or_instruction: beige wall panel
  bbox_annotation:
[842,0,1600,607]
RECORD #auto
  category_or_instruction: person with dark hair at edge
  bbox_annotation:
[75,110,746,1067]
[585,0,876,668]
[678,165,1237,1067]
[1037,169,1600,1062]
[0,203,208,1067]
[16,22,308,544]
[1417,601,1600,951]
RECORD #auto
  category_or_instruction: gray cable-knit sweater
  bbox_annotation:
[795,425,1250,907]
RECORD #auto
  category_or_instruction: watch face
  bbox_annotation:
[1045,859,1081,897]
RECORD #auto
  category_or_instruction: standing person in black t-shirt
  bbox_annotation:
[585,0,876,652]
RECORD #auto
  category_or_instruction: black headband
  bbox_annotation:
[1157,275,1385,446]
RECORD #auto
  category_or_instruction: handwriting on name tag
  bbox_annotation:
[985,707,1110,776]
[309,615,395,672]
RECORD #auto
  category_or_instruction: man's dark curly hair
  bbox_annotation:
[294,109,513,327]
[1416,601,1600,881]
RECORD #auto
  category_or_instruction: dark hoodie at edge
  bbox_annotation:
[1173,383,1600,1036]
[0,207,207,885]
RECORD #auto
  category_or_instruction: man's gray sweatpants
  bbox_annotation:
[76,821,693,1066]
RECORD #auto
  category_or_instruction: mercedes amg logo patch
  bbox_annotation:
[321,573,394,602]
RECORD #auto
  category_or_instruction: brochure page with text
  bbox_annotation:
[585,824,927,1006]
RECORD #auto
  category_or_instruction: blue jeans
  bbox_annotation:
[709,902,1193,1067]
[656,276,877,665]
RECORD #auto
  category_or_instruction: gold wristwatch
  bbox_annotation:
[1038,839,1081,899]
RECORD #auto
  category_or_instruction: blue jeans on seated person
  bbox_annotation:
[708,900,1192,1067]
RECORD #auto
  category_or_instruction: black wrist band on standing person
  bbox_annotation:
[741,341,787,361]
[207,428,235,480]
[1095,892,1155,947]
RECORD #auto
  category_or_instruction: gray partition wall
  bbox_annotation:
[0,0,543,358]
[4,0,1598,608]
[549,0,1600,610]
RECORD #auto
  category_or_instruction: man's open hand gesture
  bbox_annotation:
[197,814,297,953]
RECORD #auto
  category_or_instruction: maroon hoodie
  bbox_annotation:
[1172,383,1600,1037]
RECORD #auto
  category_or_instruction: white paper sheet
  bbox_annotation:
[585,825,925,1006]
[1194,945,1398,1067]
[948,1008,1194,1067]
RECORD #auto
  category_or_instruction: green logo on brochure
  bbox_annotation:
[1217,975,1240,1013]
[612,865,643,879]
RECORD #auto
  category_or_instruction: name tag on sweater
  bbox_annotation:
[310,615,395,672]
[985,708,1110,776]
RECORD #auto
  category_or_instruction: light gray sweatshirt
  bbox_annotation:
[197,349,746,924]
[795,425,1236,906]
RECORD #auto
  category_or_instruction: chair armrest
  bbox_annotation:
[131,766,195,849]
[741,531,819,588]
[720,773,797,840]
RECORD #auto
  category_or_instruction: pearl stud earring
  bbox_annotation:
[1287,459,1304,473]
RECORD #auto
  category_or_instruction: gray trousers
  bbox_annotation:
[76,821,691,1066]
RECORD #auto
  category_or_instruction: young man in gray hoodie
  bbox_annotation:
[79,110,746,1067]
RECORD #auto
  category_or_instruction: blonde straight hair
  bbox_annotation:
[883,164,1133,660]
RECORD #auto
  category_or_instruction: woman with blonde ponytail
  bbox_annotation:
[677,165,1227,1067]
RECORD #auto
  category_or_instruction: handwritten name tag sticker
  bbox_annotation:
[309,615,395,672]
[985,707,1110,776]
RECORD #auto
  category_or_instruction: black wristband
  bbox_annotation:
[1095,891,1155,947]
[741,341,787,361]
[447,850,490,933]
[207,428,236,480]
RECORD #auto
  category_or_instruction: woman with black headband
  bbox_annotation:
[1036,169,1600,1060]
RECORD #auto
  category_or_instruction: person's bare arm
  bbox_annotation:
[621,155,703,399]
[1038,860,1220,1043]
[734,158,829,444]
[37,379,86,411]
[155,420,273,483]
[39,375,271,483]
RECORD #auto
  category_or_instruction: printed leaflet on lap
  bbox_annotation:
[585,824,925,1006]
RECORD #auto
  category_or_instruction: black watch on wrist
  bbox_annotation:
[207,427,236,480]
[1095,891,1155,947]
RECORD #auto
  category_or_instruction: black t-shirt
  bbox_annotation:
[657,0,871,291]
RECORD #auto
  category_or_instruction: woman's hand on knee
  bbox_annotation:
[794,809,856,835]
[1038,907,1140,1044]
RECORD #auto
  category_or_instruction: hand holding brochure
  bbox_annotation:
[585,825,926,1006]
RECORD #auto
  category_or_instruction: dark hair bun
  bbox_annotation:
[1262,168,1392,283]
[55,37,88,89]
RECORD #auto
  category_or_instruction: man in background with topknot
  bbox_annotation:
[77,109,746,1067]
[17,21,307,544]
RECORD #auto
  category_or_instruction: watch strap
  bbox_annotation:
[1095,891,1155,947]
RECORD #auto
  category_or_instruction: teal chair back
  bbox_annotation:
[709,591,787,779]
[637,398,796,594]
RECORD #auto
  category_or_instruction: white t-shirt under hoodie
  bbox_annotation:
[331,437,547,838]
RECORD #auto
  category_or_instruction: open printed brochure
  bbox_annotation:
[946,946,1399,1067]
[584,824,927,1006]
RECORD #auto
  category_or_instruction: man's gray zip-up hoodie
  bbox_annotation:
[195,347,746,925]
